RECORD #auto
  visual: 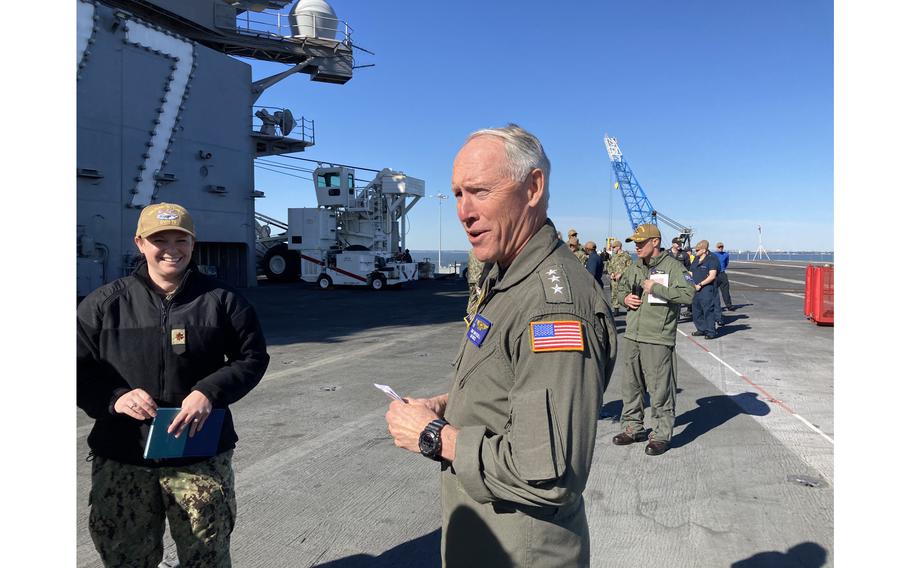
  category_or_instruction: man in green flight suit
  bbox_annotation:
[385,124,617,567]
[614,223,695,456]
[606,240,632,315]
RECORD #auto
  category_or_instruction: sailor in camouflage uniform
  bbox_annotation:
[386,125,616,567]
[607,240,633,315]
[568,235,588,264]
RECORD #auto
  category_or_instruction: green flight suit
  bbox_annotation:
[443,220,617,567]
[616,252,694,443]
[606,250,632,310]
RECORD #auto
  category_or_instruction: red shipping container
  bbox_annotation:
[804,265,834,325]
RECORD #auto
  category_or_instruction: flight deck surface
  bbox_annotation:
[76,260,833,567]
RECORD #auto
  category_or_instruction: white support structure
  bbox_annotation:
[751,225,772,261]
[275,166,426,289]
[604,134,622,162]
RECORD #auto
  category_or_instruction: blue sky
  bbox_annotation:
[247,0,833,252]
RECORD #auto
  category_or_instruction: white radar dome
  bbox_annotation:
[289,0,339,40]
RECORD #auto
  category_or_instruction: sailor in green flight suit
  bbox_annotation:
[614,223,694,456]
[385,124,616,567]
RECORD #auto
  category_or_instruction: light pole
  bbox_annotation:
[432,193,448,272]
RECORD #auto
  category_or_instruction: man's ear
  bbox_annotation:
[526,168,546,208]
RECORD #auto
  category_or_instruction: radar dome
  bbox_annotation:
[288,0,339,40]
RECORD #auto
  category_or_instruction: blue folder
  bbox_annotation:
[143,408,225,460]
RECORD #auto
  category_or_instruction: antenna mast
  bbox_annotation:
[751,225,771,261]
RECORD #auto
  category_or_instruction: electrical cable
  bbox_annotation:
[257,157,375,185]
[254,165,311,180]
[281,154,382,173]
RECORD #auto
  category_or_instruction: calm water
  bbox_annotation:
[411,249,834,270]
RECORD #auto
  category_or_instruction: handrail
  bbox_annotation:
[234,10,353,44]
[251,105,315,145]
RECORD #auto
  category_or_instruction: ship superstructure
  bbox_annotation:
[77,0,357,294]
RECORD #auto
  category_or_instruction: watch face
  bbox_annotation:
[419,430,438,455]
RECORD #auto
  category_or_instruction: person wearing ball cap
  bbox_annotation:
[78,202,270,567]
[614,223,695,456]
[606,239,632,315]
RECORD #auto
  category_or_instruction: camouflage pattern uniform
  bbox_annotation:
[607,249,633,310]
[567,236,587,265]
[465,250,485,319]
[89,451,236,568]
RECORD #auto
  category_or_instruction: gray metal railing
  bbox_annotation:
[252,106,315,145]
[235,10,352,43]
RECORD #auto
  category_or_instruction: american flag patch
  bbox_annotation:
[529,320,584,352]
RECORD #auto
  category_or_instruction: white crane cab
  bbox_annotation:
[281,166,424,289]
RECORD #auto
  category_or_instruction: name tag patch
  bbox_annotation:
[529,320,584,352]
[468,314,492,347]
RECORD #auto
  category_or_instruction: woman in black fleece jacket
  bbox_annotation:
[77,202,269,567]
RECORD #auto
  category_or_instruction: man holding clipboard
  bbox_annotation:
[77,203,269,567]
[615,224,695,456]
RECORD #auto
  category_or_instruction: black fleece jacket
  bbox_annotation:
[77,262,269,466]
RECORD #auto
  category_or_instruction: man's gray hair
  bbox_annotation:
[466,124,551,196]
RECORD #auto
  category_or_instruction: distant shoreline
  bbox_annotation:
[409,249,835,267]
[410,250,835,255]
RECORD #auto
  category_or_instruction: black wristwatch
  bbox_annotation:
[419,418,449,461]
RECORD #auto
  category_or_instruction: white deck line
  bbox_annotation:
[725,270,804,284]
[780,292,805,299]
[729,279,759,287]
[679,329,834,446]
[731,260,816,269]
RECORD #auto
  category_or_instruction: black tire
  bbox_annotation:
[369,275,386,291]
[282,249,301,279]
[317,274,332,290]
[264,245,295,282]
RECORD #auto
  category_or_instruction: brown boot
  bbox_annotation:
[645,440,669,456]
[612,428,647,445]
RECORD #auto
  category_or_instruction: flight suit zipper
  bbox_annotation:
[159,295,169,397]
[454,280,497,370]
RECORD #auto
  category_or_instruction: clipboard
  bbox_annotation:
[647,273,669,304]
[143,408,226,460]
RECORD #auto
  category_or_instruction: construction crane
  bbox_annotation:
[604,133,694,249]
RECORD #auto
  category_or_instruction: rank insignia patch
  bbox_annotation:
[529,320,584,352]
[468,314,492,347]
[171,328,186,345]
